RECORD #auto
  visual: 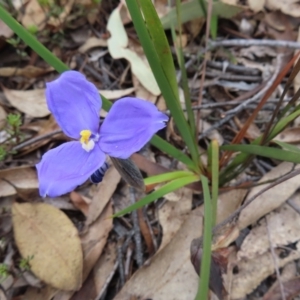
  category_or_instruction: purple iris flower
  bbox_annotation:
[36,71,168,197]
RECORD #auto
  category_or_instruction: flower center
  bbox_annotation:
[80,130,95,152]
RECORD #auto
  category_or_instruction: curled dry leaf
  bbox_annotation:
[78,37,107,53]
[0,166,38,197]
[99,87,135,100]
[107,4,160,96]
[12,203,83,291]
[0,66,54,78]
[3,87,50,118]
[274,127,300,144]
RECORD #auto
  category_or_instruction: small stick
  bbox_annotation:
[96,261,118,300]
[129,187,143,267]
[266,218,286,300]
[209,39,300,50]
[198,56,281,139]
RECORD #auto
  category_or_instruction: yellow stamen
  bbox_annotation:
[80,130,91,145]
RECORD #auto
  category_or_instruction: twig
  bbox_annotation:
[12,129,62,151]
[129,187,143,267]
[266,218,286,300]
[117,241,125,287]
[198,56,281,139]
[206,60,261,76]
[205,71,262,82]
[209,39,300,50]
[96,261,118,300]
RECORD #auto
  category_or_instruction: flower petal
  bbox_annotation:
[46,71,101,139]
[36,141,105,197]
[99,97,168,158]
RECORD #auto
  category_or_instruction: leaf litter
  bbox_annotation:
[3,0,300,299]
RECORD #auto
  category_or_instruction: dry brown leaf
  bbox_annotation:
[274,127,300,143]
[158,187,193,251]
[238,162,300,230]
[12,203,83,291]
[238,201,300,261]
[53,202,113,300]
[47,0,74,27]
[78,37,107,53]
[230,242,300,299]
[114,207,201,300]
[87,166,121,225]
[3,87,50,118]
[107,4,160,96]
[71,242,117,300]
[21,0,47,30]
[0,66,54,78]
[0,19,13,38]
[265,0,300,17]
[248,0,265,11]
[0,166,38,197]
[0,105,6,129]
[23,286,58,300]
[99,87,135,100]
[70,192,91,217]
[132,75,157,104]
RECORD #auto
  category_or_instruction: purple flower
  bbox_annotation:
[36,71,168,197]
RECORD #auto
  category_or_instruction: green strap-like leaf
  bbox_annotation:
[113,174,199,217]
[126,0,200,170]
[195,175,212,300]
[222,144,300,164]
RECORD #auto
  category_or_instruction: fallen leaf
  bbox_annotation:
[71,242,117,300]
[263,276,300,300]
[0,105,6,129]
[47,0,74,27]
[12,202,83,291]
[70,192,91,217]
[230,242,300,299]
[158,187,193,251]
[0,19,13,38]
[53,202,113,300]
[265,0,300,17]
[248,0,265,11]
[3,87,50,118]
[78,37,107,53]
[99,87,135,100]
[0,166,38,197]
[114,207,201,300]
[107,4,160,96]
[0,66,54,78]
[274,127,300,143]
[238,162,300,230]
[23,285,57,300]
[87,166,121,225]
[238,201,300,261]
[21,0,47,30]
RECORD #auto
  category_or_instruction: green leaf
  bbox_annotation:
[221,144,300,164]
[113,174,199,217]
[161,0,244,29]
[195,175,212,300]
[150,135,196,170]
[144,170,195,185]
[273,140,300,154]
[126,0,200,170]
[210,140,219,226]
